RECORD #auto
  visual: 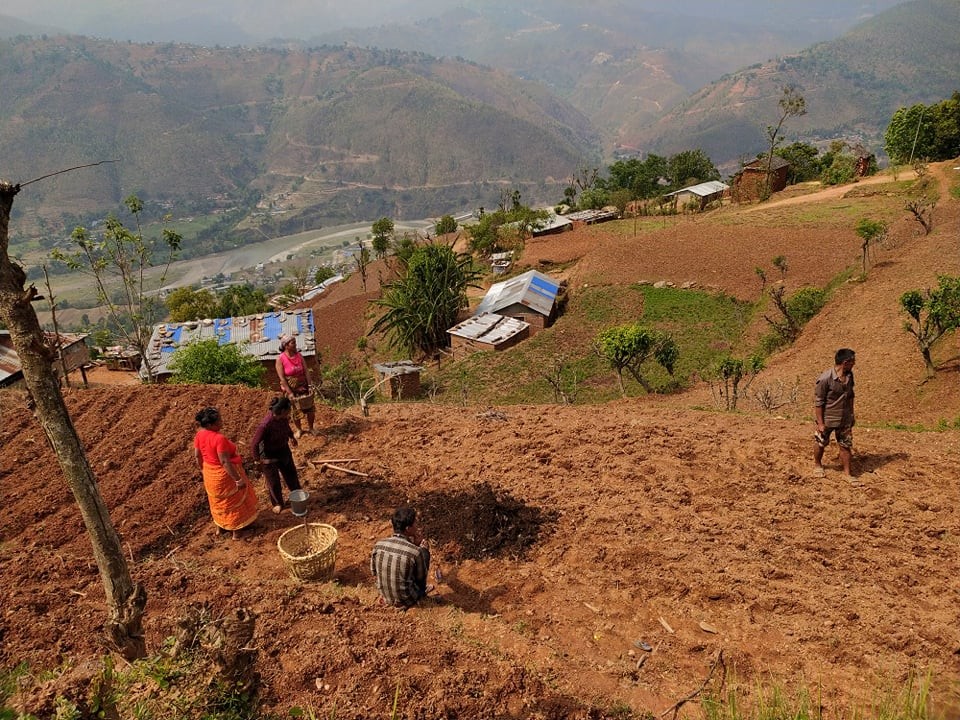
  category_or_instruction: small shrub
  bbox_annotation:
[168,340,265,387]
[786,287,826,325]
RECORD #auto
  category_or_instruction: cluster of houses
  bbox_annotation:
[11,150,886,395]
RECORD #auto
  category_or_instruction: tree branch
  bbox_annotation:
[19,160,119,188]
[659,649,725,720]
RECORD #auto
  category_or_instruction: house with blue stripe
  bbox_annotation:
[141,309,318,388]
[473,269,562,334]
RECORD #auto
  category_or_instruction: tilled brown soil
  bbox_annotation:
[2,165,960,718]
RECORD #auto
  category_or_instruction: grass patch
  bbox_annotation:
[431,284,755,404]
[704,670,936,720]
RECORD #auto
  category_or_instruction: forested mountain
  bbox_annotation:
[0,36,598,234]
[630,0,960,171]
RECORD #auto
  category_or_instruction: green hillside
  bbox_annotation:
[0,37,599,236]
[630,0,960,171]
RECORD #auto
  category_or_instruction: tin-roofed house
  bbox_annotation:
[142,309,318,389]
[447,313,530,357]
[45,332,92,385]
[0,331,23,388]
[0,330,91,388]
[664,180,729,212]
[473,269,561,335]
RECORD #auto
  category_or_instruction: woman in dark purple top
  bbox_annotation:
[250,396,302,513]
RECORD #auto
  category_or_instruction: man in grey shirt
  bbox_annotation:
[813,348,856,477]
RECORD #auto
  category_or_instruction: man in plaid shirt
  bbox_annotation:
[371,506,432,608]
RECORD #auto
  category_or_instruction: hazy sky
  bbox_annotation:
[0,0,453,42]
[0,0,909,45]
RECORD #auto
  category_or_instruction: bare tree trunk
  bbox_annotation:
[42,264,70,387]
[0,181,146,660]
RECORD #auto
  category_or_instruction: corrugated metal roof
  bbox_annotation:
[142,309,316,378]
[373,360,424,376]
[664,180,729,198]
[447,313,529,344]
[565,208,618,223]
[474,269,560,318]
[532,214,573,235]
[0,330,89,386]
[0,331,22,386]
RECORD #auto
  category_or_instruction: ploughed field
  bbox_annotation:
[2,164,960,717]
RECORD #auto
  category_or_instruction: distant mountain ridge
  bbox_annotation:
[305,0,909,156]
[630,0,960,171]
[0,36,598,231]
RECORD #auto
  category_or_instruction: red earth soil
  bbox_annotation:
[2,164,960,718]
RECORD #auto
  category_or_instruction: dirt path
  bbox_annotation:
[741,170,917,212]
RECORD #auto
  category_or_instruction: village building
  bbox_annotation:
[565,208,619,226]
[372,360,424,400]
[0,330,92,388]
[102,346,142,371]
[731,157,790,202]
[850,144,877,177]
[447,313,530,357]
[141,309,318,387]
[664,180,729,211]
[531,213,573,236]
[473,269,562,334]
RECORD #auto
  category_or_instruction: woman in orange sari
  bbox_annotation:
[193,406,259,539]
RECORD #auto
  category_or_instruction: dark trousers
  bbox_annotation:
[262,452,301,507]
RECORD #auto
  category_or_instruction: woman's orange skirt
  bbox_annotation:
[202,461,258,531]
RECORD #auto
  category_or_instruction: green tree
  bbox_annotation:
[314,266,337,284]
[709,354,765,411]
[215,284,270,318]
[371,217,394,259]
[603,154,669,199]
[821,147,857,186]
[434,215,458,235]
[775,142,821,184]
[371,242,482,357]
[168,339,265,386]
[763,86,806,199]
[900,276,960,377]
[578,187,610,210]
[764,284,825,348]
[885,103,933,165]
[667,150,720,189]
[465,205,548,257]
[854,219,887,275]
[51,195,181,381]
[165,287,218,322]
[594,324,678,396]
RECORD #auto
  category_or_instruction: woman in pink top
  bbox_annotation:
[275,334,316,437]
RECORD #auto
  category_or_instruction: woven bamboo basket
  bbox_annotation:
[277,523,338,581]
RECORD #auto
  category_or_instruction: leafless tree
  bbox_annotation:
[0,176,146,660]
[763,87,806,200]
[905,198,935,235]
